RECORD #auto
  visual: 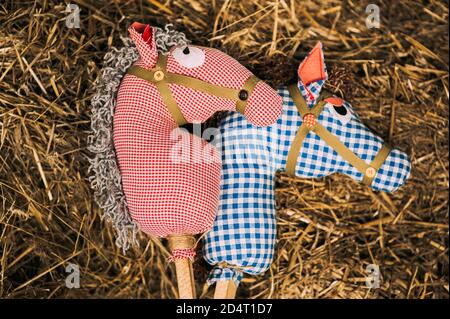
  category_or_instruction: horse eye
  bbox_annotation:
[333,105,347,116]
[327,101,352,125]
[173,45,205,68]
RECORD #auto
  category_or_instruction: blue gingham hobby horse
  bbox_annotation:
[203,42,411,293]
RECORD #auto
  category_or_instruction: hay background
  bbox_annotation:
[0,0,448,298]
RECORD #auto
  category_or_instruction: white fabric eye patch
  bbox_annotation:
[172,45,205,68]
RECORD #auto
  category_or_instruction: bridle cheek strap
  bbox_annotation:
[236,75,260,115]
[126,54,261,126]
[286,84,391,187]
[362,144,391,185]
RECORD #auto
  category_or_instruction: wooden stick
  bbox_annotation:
[168,235,196,299]
[214,280,237,299]
[173,257,196,299]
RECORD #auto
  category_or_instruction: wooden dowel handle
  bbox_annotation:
[173,257,196,299]
[214,280,237,299]
[168,235,196,299]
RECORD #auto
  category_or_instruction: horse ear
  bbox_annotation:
[297,42,327,85]
[128,22,158,68]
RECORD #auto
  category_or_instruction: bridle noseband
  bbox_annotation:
[126,53,261,126]
[286,84,391,186]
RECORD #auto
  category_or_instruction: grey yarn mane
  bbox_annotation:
[88,25,189,253]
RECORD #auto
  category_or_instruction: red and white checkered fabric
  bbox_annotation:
[167,248,197,262]
[113,23,282,253]
[303,113,316,129]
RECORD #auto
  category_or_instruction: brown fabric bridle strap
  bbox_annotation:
[236,75,260,114]
[286,84,391,186]
[362,144,391,185]
[285,125,309,175]
[127,54,187,125]
[285,84,331,175]
[126,54,261,126]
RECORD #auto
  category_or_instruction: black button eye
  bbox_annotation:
[182,46,190,55]
[333,105,347,116]
[239,90,248,101]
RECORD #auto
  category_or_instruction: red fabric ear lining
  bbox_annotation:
[131,22,147,33]
[142,25,152,43]
[297,42,326,86]
[131,22,152,43]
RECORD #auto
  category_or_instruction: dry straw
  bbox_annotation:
[0,0,448,298]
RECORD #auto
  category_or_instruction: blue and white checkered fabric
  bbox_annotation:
[298,78,326,108]
[203,121,278,285]
[203,75,411,287]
